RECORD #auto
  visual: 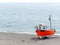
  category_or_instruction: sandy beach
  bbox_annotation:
[0,32,60,45]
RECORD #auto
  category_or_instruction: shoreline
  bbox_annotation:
[1,31,60,35]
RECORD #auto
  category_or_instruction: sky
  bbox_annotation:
[0,0,60,2]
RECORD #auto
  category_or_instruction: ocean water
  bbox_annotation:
[0,3,60,34]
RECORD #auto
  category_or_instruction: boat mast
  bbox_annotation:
[49,15,52,29]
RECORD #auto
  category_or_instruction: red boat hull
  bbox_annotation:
[36,29,56,37]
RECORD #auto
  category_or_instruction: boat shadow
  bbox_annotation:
[31,36,58,41]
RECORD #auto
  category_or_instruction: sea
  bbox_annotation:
[0,3,60,34]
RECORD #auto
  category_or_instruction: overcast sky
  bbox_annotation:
[0,0,60,2]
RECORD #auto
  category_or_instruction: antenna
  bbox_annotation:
[49,15,52,29]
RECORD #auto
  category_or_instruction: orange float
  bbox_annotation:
[35,15,56,38]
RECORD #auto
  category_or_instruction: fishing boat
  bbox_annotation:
[35,15,56,39]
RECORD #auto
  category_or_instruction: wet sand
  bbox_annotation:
[0,32,60,45]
